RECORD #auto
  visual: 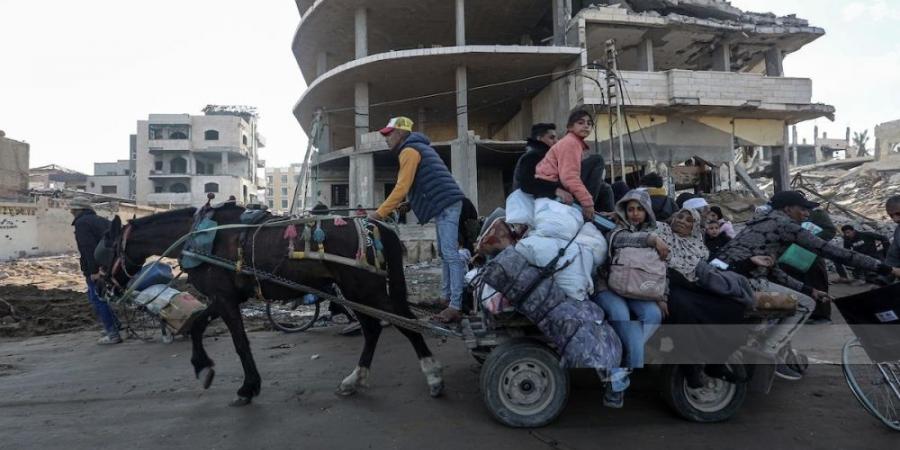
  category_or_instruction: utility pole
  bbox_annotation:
[605,40,626,181]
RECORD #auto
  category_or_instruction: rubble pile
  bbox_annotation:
[804,161,900,221]
[703,191,766,223]
[0,254,86,291]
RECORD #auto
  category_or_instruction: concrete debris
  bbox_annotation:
[796,160,900,222]
[703,191,766,223]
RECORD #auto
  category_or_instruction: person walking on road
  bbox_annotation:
[369,117,467,323]
[70,196,121,345]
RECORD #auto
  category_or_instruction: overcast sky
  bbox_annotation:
[1,0,898,174]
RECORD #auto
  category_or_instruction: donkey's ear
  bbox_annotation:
[132,214,136,221]
[110,216,122,237]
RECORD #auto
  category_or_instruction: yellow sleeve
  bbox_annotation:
[376,148,420,218]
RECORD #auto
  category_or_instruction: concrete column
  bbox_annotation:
[354,82,369,148]
[317,110,331,153]
[712,43,731,72]
[354,7,368,59]
[792,125,799,166]
[452,65,477,206]
[349,153,375,208]
[553,64,571,132]
[552,0,572,45]
[455,0,465,46]
[316,52,329,77]
[765,47,784,76]
[773,124,791,193]
[637,38,654,72]
[220,152,229,175]
[417,107,427,135]
[519,98,533,138]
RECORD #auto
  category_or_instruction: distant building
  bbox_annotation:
[29,164,87,191]
[265,164,304,213]
[134,105,265,208]
[0,130,29,199]
[86,160,133,199]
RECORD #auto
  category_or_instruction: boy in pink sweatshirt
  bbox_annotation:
[535,110,595,221]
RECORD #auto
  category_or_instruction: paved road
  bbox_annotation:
[1,293,897,450]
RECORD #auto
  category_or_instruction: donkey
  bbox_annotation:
[98,204,443,406]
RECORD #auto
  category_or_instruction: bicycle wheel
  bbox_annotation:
[114,301,163,341]
[842,338,900,431]
[266,298,321,333]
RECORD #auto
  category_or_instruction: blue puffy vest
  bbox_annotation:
[399,133,465,224]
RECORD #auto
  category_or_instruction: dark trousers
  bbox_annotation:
[783,257,831,320]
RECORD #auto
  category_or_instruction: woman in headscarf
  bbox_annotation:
[592,189,668,408]
[659,208,755,387]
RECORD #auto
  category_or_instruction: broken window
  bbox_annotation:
[101,185,117,194]
[169,131,188,140]
[204,130,219,140]
[154,185,164,193]
[331,184,349,207]
[204,182,219,193]
[170,183,188,193]
[154,160,163,171]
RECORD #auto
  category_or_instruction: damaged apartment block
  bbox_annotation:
[291,0,832,216]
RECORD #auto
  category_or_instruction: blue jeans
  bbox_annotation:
[592,290,662,392]
[434,201,465,310]
[86,277,120,338]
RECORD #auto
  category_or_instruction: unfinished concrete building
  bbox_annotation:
[0,130,29,200]
[875,119,900,162]
[292,0,833,213]
[134,105,266,208]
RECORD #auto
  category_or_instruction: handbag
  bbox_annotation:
[606,230,668,301]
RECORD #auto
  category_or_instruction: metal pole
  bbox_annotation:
[290,110,323,215]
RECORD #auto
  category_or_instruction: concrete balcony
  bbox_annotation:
[578,69,829,120]
[148,171,192,178]
[147,139,191,152]
[146,193,192,205]
[193,145,249,158]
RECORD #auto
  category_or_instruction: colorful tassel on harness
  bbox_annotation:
[373,238,384,252]
[313,226,326,243]
[333,217,348,226]
[283,224,298,240]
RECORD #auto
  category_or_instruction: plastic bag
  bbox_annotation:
[532,198,583,240]
[516,235,593,300]
[504,189,535,226]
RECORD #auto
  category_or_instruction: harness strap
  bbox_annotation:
[289,251,388,277]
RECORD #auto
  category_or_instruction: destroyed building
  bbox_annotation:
[292,0,833,214]
[134,105,266,208]
[0,130,29,200]
[28,164,87,192]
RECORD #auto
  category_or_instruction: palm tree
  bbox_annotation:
[852,130,870,157]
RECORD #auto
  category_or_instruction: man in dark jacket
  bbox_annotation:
[841,224,891,285]
[715,191,900,379]
[639,172,676,221]
[70,196,121,344]
[370,117,467,323]
[512,123,561,198]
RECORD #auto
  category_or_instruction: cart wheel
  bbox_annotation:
[842,338,900,431]
[785,347,809,375]
[266,298,321,333]
[661,365,747,423]
[480,339,569,428]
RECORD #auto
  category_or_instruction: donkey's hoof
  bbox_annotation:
[229,396,252,407]
[198,368,215,390]
[335,384,357,397]
[429,382,444,398]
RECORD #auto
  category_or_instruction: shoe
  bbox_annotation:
[433,307,462,324]
[775,363,803,381]
[97,335,123,345]
[339,322,362,336]
[603,388,624,408]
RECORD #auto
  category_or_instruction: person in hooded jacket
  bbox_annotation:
[370,117,467,323]
[70,196,121,345]
[591,189,669,408]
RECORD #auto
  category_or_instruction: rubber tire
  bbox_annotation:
[660,364,747,423]
[265,300,320,333]
[480,339,569,428]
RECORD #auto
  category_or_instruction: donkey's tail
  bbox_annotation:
[377,223,407,304]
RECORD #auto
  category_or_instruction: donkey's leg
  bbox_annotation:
[218,295,262,407]
[394,311,444,398]
[337,313,382,396]
[190,308,218,389]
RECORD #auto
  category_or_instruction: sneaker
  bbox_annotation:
[775,363,802,381]
[97,335,123,345]
[603,388,624,408]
